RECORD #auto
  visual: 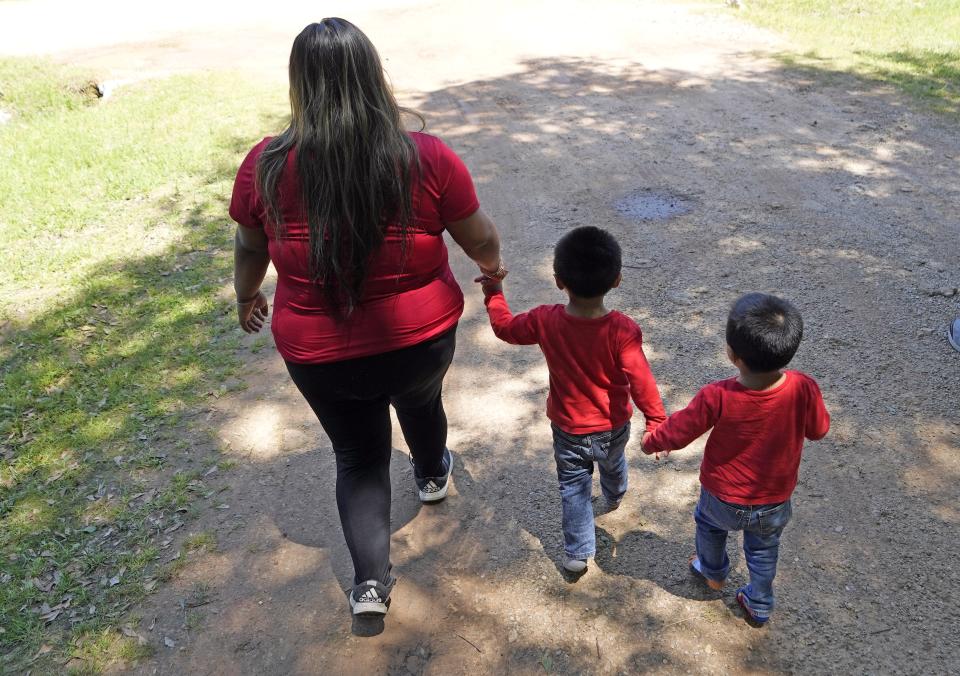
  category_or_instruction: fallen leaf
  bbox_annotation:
[33,577,54,593]
[40,608,62,623]
[44,470,65,485]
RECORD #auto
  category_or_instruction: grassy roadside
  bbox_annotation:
[0,59,284,673]
[721,0,960,116]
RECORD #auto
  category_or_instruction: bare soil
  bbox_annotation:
[4,1,959,673]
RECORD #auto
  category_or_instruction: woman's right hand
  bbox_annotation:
[237,291,270,333]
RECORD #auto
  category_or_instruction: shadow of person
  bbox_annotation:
[263,445,424,635]
[592,525,746,603]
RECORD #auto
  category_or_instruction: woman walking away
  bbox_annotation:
[229,18,505,618]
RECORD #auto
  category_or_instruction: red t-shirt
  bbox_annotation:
[644,371,830,504]
[484,291,667,435]
[229,132,479,363]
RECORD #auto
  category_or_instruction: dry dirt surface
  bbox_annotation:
[4,0,960,674]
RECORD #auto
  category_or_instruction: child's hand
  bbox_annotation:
[641,431,670,460]
[474,274,503,297]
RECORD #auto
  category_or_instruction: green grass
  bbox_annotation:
[732,0,960,115]
[0,58,285,672]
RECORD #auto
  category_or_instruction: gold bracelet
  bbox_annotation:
[480,261,508,280]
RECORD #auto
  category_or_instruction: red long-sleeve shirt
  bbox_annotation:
[484,291,666,435]
[644,371,830,504]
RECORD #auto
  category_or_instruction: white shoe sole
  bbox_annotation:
[349,597,388,616]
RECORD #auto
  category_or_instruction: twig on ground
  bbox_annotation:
[662,616,697,629]
[455,633,482,653]
[596,636,600,659]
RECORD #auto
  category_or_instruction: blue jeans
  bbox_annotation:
[552,422,630,560]
[694,487,793,619]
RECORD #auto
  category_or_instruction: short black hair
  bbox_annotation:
[726,293,803,372]
[553,226,622,298]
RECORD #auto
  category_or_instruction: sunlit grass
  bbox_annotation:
[733,0,960,115]
[0,57,286,672]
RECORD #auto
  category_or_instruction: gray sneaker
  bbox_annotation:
[593,495,622,515]
[562,555,588,574]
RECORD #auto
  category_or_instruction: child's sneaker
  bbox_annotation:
[736,589,769,626]
[410,448,453,503]
[688,555,724,591]
[562,554,588,574]
[349,579,392,616]
[593,495,622,515]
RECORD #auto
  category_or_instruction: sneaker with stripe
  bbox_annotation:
[349,579,392,616]
[410,448,453,503]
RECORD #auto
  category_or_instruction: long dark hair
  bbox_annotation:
[256,18,420,314]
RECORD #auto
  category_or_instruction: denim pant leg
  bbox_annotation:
[595,423,630,503]
[740,501,792,619]
[552,426,595,559]
[693,488,734,582]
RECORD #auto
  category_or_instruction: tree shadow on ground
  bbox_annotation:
[776,47,960,117]
[5,51,960,674]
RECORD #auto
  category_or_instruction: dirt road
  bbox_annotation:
[5,1,959,673]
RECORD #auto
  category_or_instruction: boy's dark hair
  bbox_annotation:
[553,226,622,298]
[726,293,803,372]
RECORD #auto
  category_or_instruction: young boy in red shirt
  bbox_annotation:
[478,226,666,575]
[642,293,830,624]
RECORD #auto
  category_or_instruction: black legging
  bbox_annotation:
[285,326,456,587]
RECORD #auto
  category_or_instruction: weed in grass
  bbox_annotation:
[249,336,269,354]
[184,531,217,552]
[185,609,204,631]
[156,554,187,583]
[66,627,154,674]
[184,581,213,610]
